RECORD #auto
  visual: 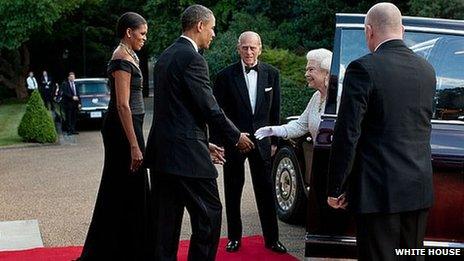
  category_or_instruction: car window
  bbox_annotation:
[336,29,464,121]
[76,82,109,95]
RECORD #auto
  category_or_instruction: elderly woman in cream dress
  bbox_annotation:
[255,48,332,141]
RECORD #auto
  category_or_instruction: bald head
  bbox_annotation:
[365,2,404,52]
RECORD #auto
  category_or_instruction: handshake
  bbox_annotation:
[208,133,255,165]
[209,127,287,164]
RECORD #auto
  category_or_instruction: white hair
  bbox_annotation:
[237,31,262,47]
[306,48,332,71]
[320,57,332,71]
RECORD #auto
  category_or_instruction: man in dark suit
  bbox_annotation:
[40,70,53,110]
[144,5,254,261]
[211,31,286,253]
[61,72,80,135]
[327,3,435,261]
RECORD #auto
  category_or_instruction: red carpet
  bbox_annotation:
[0,236,299,261]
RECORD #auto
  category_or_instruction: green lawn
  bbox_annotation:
[0,102,26,146]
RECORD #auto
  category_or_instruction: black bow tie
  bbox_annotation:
[245,65,258,74]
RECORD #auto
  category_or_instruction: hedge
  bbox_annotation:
[18,90,57,143]
[261,48,315,118]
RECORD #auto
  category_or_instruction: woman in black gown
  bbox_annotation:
[77,12,150,261]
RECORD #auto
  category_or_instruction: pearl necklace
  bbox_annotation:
[119,42,139,65]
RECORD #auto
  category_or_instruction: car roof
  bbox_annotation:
[336,13,464,35]
[74,78,108,82]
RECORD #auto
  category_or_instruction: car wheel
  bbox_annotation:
[272,146,306,224]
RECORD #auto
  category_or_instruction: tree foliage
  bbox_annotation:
[0,0,83,99]
[1,0,462,102]
[409,0,464,19]
[0,0,82,50]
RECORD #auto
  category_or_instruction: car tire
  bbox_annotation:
[272,146,306,224]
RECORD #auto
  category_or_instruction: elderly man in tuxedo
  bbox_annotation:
[327,3,436,261]
[144,5,254,261]
[211,31,286,253]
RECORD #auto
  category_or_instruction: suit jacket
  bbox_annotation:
[40,75,52,89]
[144,37,241,178]
[211,61,281,160]
[61,80,80,108]
[328,40,436,214]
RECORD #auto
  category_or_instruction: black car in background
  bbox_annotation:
[74,78,110,123]
[271,13,464,258]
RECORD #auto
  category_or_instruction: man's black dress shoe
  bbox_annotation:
[225,240,240,252]
[265,241,287,253]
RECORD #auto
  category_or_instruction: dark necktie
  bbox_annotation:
[245,65,258,74]
[71,81,76,95]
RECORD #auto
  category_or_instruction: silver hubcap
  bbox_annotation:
[275,156,297,211]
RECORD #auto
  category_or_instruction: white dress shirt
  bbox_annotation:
[43,75,50,89]
[181,35,199,52]
[26,76,38,90]
[241,60,258,114]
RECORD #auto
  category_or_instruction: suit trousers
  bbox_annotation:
[223,148,279,244]
[64,103,78,133]
[151,173,222,261]
[356,208,429,261]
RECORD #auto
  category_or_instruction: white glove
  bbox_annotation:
[254,126,287,140]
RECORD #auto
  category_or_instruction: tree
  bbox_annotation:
[18,90,57,143]
[0,0,82,99]
[409,0,464,19]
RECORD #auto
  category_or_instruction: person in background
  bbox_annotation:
[211,31,286,254]
[255,48,332,141]
[61,72,80,135]
[26,71,38,96]
[40,70,53,110]
[77,12,151,261]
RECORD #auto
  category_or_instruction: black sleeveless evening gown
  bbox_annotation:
[78,59,151,261]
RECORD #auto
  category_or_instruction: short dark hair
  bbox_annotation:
[181,5,213,32]
[116,12,147,39]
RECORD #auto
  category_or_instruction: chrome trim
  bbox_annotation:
[401,15,464,24]
[336,24,464,35]
[305,234,356,246]
[424,241,464,248]
[337,13,365,17]
[75,78,108,82]
[431,119,464,125]
[404,26,464,35]
[320,115,464,125]
[337,13,464,24]
[321,114,337,119]
[305,234,464,249]
[336,23,364,29]
[80,107,108,111]
[286,116,299,121]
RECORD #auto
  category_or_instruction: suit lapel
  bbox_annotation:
[255,62,268,115]
[233,62,253,114]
